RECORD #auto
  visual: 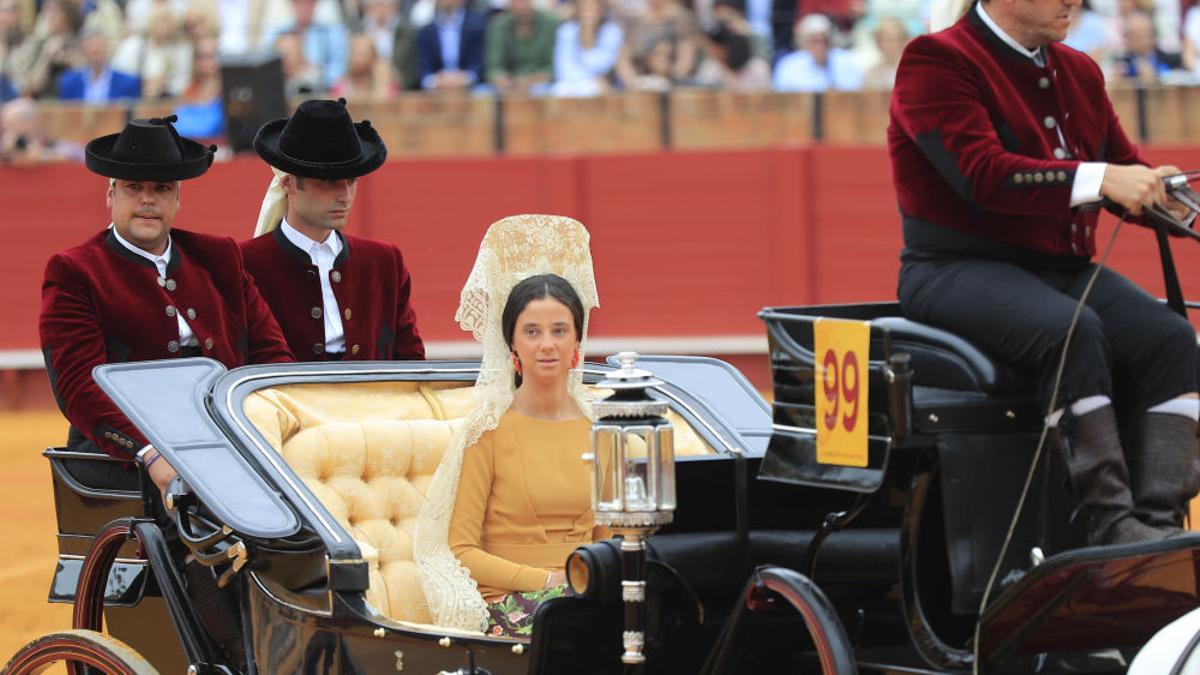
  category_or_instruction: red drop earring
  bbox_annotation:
[571,351,580,368]
[512,353,522,375]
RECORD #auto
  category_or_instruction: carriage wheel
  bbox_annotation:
[2,629,158,675]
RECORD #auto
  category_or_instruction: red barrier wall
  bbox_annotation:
[6,146,1200,352]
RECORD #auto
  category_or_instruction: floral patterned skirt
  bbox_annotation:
[485,586,572,638]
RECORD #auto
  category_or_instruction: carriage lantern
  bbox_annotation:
[586,351,676,665]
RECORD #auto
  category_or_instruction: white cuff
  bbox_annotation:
[136,445,154,458]
[1070,162,1107,208]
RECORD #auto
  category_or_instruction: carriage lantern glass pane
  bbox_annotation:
[594,424,624,512]
[657,425,675,511]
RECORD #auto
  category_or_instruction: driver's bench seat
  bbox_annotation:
[870,304,1045,434]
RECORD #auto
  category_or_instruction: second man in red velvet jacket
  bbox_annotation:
[241,98,425,362]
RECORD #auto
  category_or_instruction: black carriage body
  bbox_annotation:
[39,329,1200,674]
[49,357,896,674]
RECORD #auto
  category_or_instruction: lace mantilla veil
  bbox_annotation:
[413,214,599,632]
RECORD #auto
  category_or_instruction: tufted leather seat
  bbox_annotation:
[243,380,713,626]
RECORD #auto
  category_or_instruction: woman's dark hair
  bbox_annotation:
[502,274,585,348]
[707,24,753,71]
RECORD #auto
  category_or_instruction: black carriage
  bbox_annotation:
[8,341,1200,674]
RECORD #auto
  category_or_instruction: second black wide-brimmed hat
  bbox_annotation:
[253,98,386,180]
[85,115,215,181]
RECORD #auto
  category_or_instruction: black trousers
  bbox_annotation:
[898,256,1198,413]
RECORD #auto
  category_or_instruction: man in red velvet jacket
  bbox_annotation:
[240,99,425,362]
[889,0,1198,546]
[39,116,294,494]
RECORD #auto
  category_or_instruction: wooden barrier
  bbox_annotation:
[28,85,1200,152]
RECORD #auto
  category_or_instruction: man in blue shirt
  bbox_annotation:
[260,0,349,91]
[57,32,140,102]
[417,0,487,89]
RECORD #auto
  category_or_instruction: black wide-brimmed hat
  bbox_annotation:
[253,98,386,180]
[85,115,215,181]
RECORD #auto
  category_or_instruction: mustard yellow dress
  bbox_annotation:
[448,411,607,602]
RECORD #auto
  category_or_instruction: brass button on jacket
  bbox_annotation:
[331,270,342,283]
[306,269,318,280]
[167,340,180,353]
[313,343,325,355]
[344,308,352,320]
[165,279,177,292]
[311,307,323,319]
[165,305,177,318]
[204,337,214,350]
[351,344,360,355]
[186,308,196,320]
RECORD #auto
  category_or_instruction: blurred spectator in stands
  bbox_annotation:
[122,0,189,35]
[0,96,82,165]
[112,6,193,99]
[693,21,769,90]
[1115,10,1183,83]
[1184,3,1200,74]
[486,0,558,95]
[614,0,699,90]
[710,0,771,59]
[206,0,289,56]
[1064,0,1121,64]
[416,0,487,90]
[860,0,924,39]
[276,30,324,94]
[846,0,923,69]
[860,16,904,90]
[552,0,622,95]
[0,0,24,103]
[10,0,83,98]
[797,0,863,34]
[360,0,419,89]
[773,13,861,91]
[57,31,141,102]
[1103,0,1184,55]
[332,32,400,97]
[733,0,778,52]
[173,37,224,141]
[262,0,350,90]
[183,3,223,42]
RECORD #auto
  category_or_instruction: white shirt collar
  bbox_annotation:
[976,2,1045,65]
[110,223,172,273]
[280,217,342,261]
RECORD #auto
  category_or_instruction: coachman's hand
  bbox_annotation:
[1156,165,1193,222]
[143,447,178,499]
[1100,164,1168,217]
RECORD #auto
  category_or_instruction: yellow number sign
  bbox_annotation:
[814,318,870,468]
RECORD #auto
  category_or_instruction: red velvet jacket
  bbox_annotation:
[888,4,1144,258]
[240,228,425,361]
[40,229,294,459]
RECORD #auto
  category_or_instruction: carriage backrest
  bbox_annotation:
[242,380,714,625]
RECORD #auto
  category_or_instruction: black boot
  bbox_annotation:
[1061,406,1167,546]
[1122,411,1199,530]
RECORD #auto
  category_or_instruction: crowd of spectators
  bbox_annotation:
[2,0,1200,160]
